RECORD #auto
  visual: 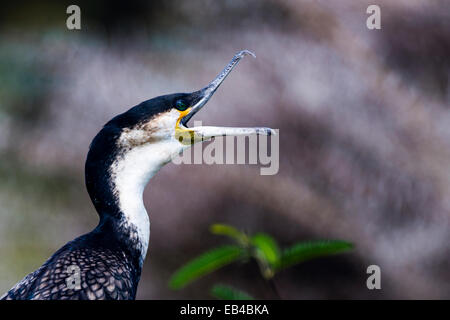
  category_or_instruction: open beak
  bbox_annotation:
[177,50,276,144]
[181,50,255,127]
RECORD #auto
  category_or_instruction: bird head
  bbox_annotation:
[86,50,275,216]
[100,50,274,166]
[85,50,275,260]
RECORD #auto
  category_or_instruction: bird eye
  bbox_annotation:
[175,100,189,111]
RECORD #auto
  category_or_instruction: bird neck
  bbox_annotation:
[85,128,175,267]
[108,142,169,264]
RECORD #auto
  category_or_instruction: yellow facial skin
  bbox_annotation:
[174,107,204,145]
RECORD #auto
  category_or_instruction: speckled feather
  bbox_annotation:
[1,231,139,300]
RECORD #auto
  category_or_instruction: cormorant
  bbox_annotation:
[1,50,274,300]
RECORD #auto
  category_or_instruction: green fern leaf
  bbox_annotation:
[169,245,245,289]
[210,224,249,245]
[278,240,353,271]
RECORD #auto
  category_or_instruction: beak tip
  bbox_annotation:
[259,128,276,136]
[238,50,256,59]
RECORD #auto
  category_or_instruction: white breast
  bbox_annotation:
[110,121,183,262]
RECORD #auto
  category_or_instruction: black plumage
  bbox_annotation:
[1,231,136,300]
[1,50,262,300]
[1,95,187,300]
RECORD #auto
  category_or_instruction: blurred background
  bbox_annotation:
[0,0,449,299]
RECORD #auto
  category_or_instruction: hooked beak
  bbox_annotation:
[180,50,256,127]
[177,50,276,145]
